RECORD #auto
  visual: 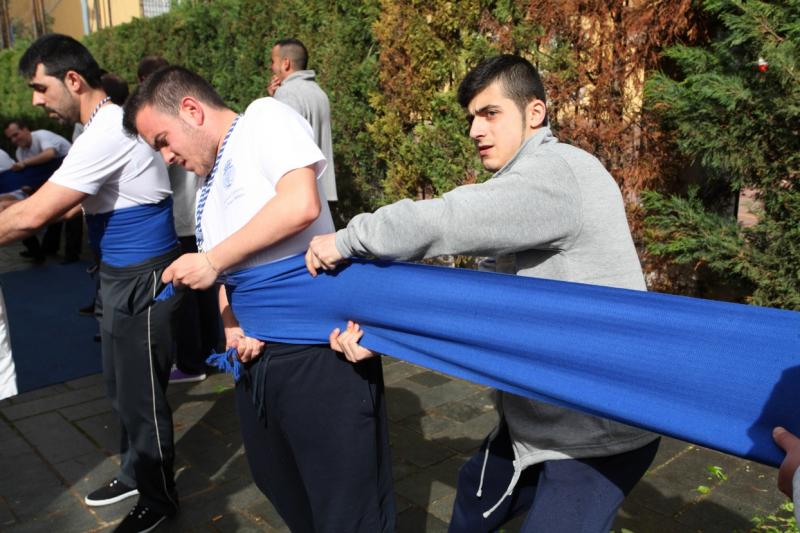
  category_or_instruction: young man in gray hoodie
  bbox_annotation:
[306,54,660,532]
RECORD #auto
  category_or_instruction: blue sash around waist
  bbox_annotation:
[215,253,799,467]
[86,197,178,267]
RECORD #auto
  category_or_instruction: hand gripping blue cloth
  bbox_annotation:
[210,253,798,466]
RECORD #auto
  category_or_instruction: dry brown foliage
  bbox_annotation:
[520,0,707,201]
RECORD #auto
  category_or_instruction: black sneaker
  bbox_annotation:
[84,478,138,506]
[115,504,167,533]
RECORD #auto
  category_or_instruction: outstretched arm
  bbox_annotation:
[0,180,86,245]
[306,161,581,274]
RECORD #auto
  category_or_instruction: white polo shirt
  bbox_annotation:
[49,105,171,214]
[0,149,13,173]
[16,129,71,161]
[198,97,333,271]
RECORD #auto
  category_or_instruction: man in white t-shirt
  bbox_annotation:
[0,34,181,533]
[124,66,395,533]
[4,120,73,260]
[4,121,71,171]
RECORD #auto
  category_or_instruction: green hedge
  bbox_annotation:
[1,0,698,224]
[10,1,686,219]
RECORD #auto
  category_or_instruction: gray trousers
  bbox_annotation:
[97,248,182,516]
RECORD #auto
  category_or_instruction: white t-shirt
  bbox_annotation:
[0,149,13,172]
[49,105,171,214]
[16,129,72,161]
[199,97,333,271]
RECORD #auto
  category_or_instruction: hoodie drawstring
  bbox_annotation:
[476,424,500,498]
[482,463,522,519]
[475,424,524,519]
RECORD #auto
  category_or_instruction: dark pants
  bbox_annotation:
[173,236,220,373]
[97,248,182,516]
[22,215,82,259]
[20,225,57,259]
[236,344,396,533]
[449,423,660,533]
[63,213,83,259]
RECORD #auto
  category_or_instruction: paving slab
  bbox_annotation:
[75,410,121,453]
[394,455,462,509]
[15,411,96,463]
[2,383,71,405]
[1,385,106,420]
[58,396,113,421]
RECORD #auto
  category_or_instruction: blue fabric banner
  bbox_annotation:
[221,253,800,467]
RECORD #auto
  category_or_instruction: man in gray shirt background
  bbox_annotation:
[268,38,337,202]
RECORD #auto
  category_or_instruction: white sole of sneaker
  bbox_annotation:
[84,488,139,507]
[169,374,207,384]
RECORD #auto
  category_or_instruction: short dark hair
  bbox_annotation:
[4,120,29,131]
[123,65,228,136]
[137,55,169,82]
[457,55,547,125]
[19,33,103,88]
[274,38,308,71]
[101,73,130,106]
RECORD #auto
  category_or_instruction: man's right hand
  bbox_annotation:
[225,325,265,363]
[329,321,376,363]
[267,76,281,96]
[306,232,345,276]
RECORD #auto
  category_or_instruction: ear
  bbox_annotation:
[281,57,292,73]
[177,96,206,126]
[63,71,84,94]
[525,99,547,130]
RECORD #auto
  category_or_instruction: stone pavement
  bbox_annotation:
[0,239,793,532]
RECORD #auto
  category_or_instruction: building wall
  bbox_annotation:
[7,0,145,39]
[49,0,83,39]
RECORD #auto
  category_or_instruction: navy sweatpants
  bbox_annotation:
[449,423,659,533]
[236,344,395,533]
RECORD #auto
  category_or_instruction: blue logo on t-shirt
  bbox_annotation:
[222,159,235,188]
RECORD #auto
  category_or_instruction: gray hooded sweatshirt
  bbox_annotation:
[335,126,658,514]
[274,70,337,201]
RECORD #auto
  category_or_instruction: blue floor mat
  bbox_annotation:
[0,261,100,392]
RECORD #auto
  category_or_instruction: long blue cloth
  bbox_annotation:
[216,253,799,467]
[0,159,63,193]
